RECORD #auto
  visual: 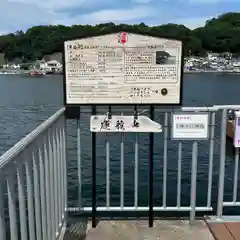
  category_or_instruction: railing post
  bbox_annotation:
[134,133,139,208]
[233,147,239,203]
[56,123,62,228]
[63,119,68,224]
[17,162,28,240]
[92,105,97,228]
[148,105,154,227]
[26,158,36,240]
[190,141,198,223]
[163,112,168,208]
[216,108,227,220]
[77,115,82,207]
[7,174,18,240]
[49,128,56,239]
[52,128,59,235]
[39,141,47,240]
[33,147,42,240]
[207,112,215,208]
[44,133,52,240]
[106,136,110,208]
[120,132,124,209]
[0,177,6,240]
[177,141,182,208]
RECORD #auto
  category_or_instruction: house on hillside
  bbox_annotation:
[207,52,219,61]
[43,52,62,64]
[184,57,205,69]
[35,59,62,73]
[45,60,61,72]
[35,60,46,69]
[220,52,232,60]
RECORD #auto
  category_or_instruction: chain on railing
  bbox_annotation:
[0,108,67,240]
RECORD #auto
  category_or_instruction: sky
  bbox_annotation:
[0,0,240,34]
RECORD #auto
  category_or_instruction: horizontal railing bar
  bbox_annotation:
[223,202,240,206]
[67,206,213,212]
[0,108,65,169]
[80,107,219,112]
[213,105,240,109]
[180,107,219,111]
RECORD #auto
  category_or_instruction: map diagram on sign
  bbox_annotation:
[64,32,183,104]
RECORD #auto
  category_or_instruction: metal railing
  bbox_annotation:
[0,108,67,240]
[213,105,240,220]
[1,104,240,238]
[68,107,217,224]
[66,105,240,226]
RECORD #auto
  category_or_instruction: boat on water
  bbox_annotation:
[28,70,46,76]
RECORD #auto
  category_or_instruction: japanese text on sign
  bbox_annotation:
[172,114,209,140]
[64,33,183,105]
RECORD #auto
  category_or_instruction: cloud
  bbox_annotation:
[0,0,58,33]
[0,0,156,33]
[189,0,238,3]
[170,16,210,29]
[55,6,156,25]
[0,0,239,34]
[7,0,106,11]
[131,0,153,3]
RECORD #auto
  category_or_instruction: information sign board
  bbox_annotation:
[64,32,183,105]
[172,113,209,140]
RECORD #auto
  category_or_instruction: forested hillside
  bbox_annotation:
[0,12,240,62]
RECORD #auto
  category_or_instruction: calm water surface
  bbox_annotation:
[0,73,240,215]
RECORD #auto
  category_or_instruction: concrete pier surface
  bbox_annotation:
[85,220,214,240]
[64,219,215,240]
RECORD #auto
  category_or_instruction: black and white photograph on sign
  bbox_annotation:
[155,51,176,65]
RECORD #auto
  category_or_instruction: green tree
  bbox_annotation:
[0,12,239,61]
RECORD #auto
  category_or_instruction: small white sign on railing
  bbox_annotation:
[172,113,209,140]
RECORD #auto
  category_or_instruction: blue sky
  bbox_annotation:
[1,0,240,34]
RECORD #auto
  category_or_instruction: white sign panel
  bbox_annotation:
[172,114,209,140]
[64,32,183,104]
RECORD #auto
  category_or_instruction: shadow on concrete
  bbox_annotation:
[63,217,99,240]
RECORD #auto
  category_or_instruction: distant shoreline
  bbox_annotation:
[184,69,240,74]
[1,69,240,76]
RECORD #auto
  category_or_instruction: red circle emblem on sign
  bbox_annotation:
[119,32,127,44]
